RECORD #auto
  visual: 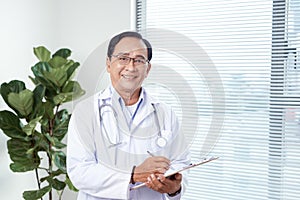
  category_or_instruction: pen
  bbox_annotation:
[147,150,174,167]
[131,151,172,190]
[147,151,155,157]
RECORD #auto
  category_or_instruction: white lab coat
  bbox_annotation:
[67,87,190,200]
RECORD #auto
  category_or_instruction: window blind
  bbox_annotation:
[136,0,300,199]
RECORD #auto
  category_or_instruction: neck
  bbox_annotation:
[117,88,141,106]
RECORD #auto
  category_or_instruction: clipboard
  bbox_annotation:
[130,156,219,190]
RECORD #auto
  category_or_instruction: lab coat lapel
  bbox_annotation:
[111,92,130,133]
[130,92,158,133]
[100,87,130,133]
[101,87,159,134]
[133,102,154,126]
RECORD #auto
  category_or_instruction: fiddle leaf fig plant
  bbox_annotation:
[0,46,85,200]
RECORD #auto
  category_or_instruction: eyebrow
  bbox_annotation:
[115,52,147,59]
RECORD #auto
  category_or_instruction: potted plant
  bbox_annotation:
[0,46,85,200]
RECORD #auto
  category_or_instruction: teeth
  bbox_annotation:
[123,75,134,79]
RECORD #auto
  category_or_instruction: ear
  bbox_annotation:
[145,63,152,77]
[106,57,111,73]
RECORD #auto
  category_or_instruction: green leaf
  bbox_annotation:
[45,133,67,149]
[49,56,68,68]
[28,75,39,85]
[32,84,46,103]
[30,85,46,120]
[32,131,49,152]
[66,175,78,191]
[31,62,58,92]
[23,185,51,200]
[40,175,66,191]
[53,93,69,105]
[53,109,70,141]
[0,80,26,97]
[40,175,50,183]
[40,102,55,135]
[43,101,55,119]
[63,81,85,99]
[33,46,51,62]
[0,110,26,139]
[66,61,80,81]
[8,138,32,160]
[51,169,65,177]
[7,138,40,172]
[32,61,68,89]
[51,178,66,190]
[22,116,42,136]
[44,68,68,88]
[0,80,27,116]
[44,88,59,101]
[53,48,71,59]
[53,151,66,173]
[53,81,85,104]
[8,89,34,117]
[10,161,39,172]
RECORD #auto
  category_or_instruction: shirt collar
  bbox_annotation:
[118,87,144,109]
[98,85,159,106]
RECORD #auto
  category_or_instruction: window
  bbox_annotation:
[136,0,300,199]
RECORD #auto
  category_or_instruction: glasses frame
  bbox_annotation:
[111,54,149,66]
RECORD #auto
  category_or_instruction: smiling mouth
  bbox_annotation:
[122,75,136,80]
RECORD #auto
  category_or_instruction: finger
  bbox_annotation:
[145,174,157,189]
[152,156,171,165]
[144,167,166,175]
[155,167,168,174]
[151,160,171,170]
[150,174,161,184]
[146,174,164,191]
[158,174,166,182]
[174,173,182,181]
[168,173,182,181]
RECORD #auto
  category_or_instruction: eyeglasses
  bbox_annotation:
[111,54,149,66]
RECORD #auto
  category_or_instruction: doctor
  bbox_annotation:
[67,31,190,200]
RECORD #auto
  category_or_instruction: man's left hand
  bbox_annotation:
[145,173,182,195]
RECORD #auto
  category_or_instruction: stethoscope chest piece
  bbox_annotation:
[156,136,167,148]
[156,130,171,148]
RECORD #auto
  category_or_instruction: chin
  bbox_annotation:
[115,83,138,92]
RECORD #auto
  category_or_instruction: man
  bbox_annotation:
[67,31,190,200]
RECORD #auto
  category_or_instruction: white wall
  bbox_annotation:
[0,0,132,199]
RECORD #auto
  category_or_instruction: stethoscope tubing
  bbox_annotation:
[98,98,167,148]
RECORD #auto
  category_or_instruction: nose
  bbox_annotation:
[125,59,136,71]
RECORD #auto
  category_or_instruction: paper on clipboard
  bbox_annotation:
[130,156,219,190]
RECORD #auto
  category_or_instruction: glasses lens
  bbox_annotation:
[114,55,148,66]
[134,58,147,65]
[118,56,130,65]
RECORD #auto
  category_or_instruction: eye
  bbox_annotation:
[134,58,146,64]
[118,56,129,61]
[134,59,145,64]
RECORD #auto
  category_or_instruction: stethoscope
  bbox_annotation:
[98,98,168,148]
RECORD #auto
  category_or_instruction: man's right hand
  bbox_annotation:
[132,156,170,183]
